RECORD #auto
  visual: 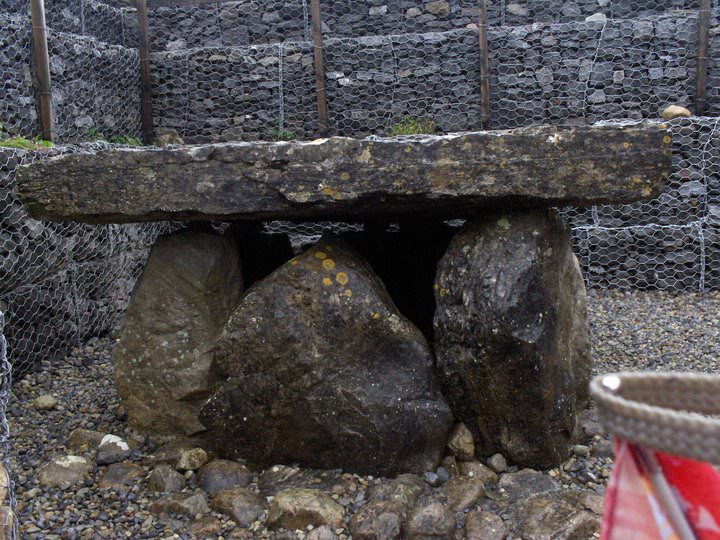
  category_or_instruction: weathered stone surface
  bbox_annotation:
[443,476,484,512]
[96,435,131,465]
[16,126,671,223]
[509,491,600,539]
[66,429,105,454]
[176,448,208,471]
[457,461,498,484]
[32,394,57,411]
[198,459,251,496]
[210,486,266,526]
[267,488,345,530]
[113,231,243,437]
[147,464,185,493]
[405,502,456,540]
[98,462,144,491]
[662,104,692,120]
[258,465,352,498]
[38,456,92,489]
[367,474,426,510]
[200,237,453,476]
[348,500,404,540]
[497,469,560,502]
[446,423,475,461]
[465,511,507,540]
[434,210,591,468]
[149,492,210,517]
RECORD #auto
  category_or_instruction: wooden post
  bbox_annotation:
[137,0,154,144]
[478,0,490,127]
[310,0,328,135]
[695,0,712,115]
[29,0,53,141]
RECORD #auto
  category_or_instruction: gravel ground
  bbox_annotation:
[6,289,719,539]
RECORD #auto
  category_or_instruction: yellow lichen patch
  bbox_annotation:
[372,312,381,319]
[439,288,449,298]
[322,259,336,270]
[339,172,350,181]
[321,187,338,198]
[314,251,327,260]
[663,135,672,145]
[344,289,353,298]
[322,277,333,286]
[623,142,631,149]
[336,272,349,285]
[290,259,299,266]
[433,283,439,290]
[326,246,333,252]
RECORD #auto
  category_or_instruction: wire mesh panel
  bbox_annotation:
[0,146,170,379]
[0,11,36,140]
[48,29,142,143]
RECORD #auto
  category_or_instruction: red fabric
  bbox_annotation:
[601,438,720,540]
[655,452,720,539]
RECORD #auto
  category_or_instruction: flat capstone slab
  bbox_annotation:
[16,124,671,224]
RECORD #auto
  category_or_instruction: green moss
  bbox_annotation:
[268,118,295,141]
[0,136,53,150]
[388,116,437,136]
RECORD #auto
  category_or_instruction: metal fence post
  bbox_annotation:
[137,0,154,144]
[695,0,712,115]
[311,0,328,136]
[29,0,54,141]
[478,0,490,127]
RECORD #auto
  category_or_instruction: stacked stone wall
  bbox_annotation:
[0,3,155,376]
[152,13,704,141]
[147,0,703,51]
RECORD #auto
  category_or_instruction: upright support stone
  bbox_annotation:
[434,210,590,468]
[113,231,243,438]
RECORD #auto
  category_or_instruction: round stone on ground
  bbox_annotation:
[38,456,92,489]
[32,394,57,411]
[147,464,185,493]
[198,459,251,496]
[176,447,208,471]
[405,501,455,540]
[267,488,345,530]
[210,486,266,526]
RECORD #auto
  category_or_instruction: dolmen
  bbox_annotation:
[16,124,671,474]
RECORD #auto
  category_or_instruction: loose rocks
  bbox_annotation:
[434,210,591,468]
[32,394,57,411]
[405,501,456,540]
[198,459,251,496]
[147,464,185,493]
[201,237,453,476]
[446,423,475,461]
[210,486,266,526]
[38,456,92,489]
[113,230,243,438]
[267,488,345,530]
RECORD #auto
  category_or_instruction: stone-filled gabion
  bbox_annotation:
[0,12,36,138]
[0,148,169,377]
[48,30,142,143]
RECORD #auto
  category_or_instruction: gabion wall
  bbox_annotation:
[150,12,706,139]
[0,0,158,380]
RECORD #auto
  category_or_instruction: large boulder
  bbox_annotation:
[434,210,590,468]
[200,237,454,476]
[113,231,243,437]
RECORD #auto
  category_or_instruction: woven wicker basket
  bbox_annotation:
[589,372,720,463]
